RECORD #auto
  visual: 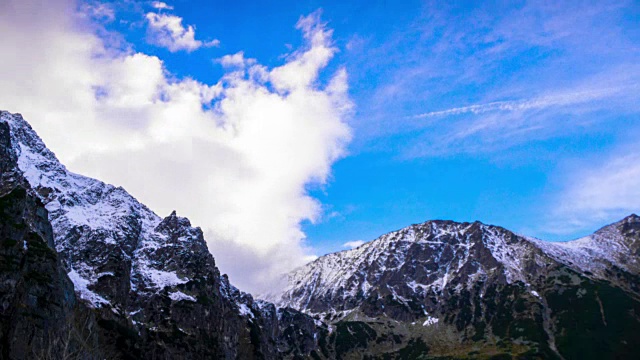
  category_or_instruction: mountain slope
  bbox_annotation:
[0,110,321,359]
[0,121,115,359]
[275,221,539,314]
[271,218,640,359]
[530,216,640,294]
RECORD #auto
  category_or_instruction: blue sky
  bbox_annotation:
[1,0,639,292]
[161,0,640,253]
[208,0,631,246]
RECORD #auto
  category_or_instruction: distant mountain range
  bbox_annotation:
[1,110,639,359]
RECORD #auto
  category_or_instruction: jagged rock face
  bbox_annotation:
[0,122,108,359]
[1,111,322,359]
[273,218,640,359]
[127,211,320,359]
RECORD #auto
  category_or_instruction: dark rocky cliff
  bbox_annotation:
[0,121,111,359]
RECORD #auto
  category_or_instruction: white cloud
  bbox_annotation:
[145,12,219,52]
[152,1,173,10]
[343,240,365,249]
[270,11,335,93]
[411,87,626,119]
[217,51,256,68]
[81,1,115,22]
[0,1,351,294]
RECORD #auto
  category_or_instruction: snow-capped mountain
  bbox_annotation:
[274,218,640,316]
[0,120,98,358]
[0,110,321,359]
[274,221,538,314]
[270,217,640,359]
[4,110,189,308]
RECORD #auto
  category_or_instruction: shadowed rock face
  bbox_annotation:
[0,121,108,359]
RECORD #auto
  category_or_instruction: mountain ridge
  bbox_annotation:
[268,215,640,358]
[271,216,640,313]
[0,119,112,358]
[3,109,640,359]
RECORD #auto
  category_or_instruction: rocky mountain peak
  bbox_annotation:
[594,212,639,234]
[154,210,200,240]
[616,213,640,236]
[272,218,542,320]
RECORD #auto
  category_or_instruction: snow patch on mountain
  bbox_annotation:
[423,316,439,326]
[238,303,254,318]
[67,268,109,307]
[169,291,196,302]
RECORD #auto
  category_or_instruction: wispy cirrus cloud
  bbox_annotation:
[399,77,640,157]
[346,0,640,150]
[411,86,629,119]
[399,81,640,159]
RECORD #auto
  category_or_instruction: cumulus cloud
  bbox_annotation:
[411,87,627,119]
[145,11,219,52]
[0,1,351,294]
[343,240,365,249]
[216,51,256,68]
[270,12,335,93]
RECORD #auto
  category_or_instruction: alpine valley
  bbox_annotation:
[1,110,639,360]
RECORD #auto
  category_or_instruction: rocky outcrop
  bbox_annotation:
[124,210,320,358]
